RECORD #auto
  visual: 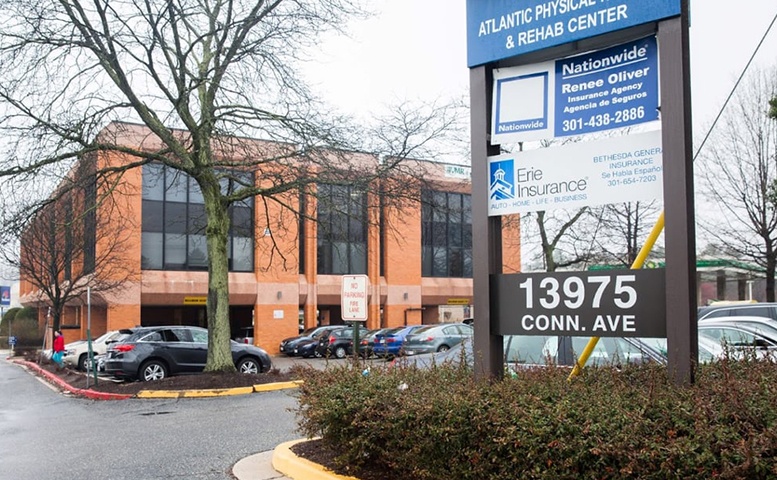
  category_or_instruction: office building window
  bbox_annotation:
[141,163,254,272]
[422,190,472,278]
[317,184,367,275]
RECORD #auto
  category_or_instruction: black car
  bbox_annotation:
[293,328,341,358]
[316,326,370,359]
[104,325,272,381]
[280,325,346,356]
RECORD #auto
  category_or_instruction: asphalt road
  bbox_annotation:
[0,354,307,480]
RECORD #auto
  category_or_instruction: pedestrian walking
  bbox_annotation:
[52,330,65,369]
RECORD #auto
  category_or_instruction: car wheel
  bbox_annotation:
[334,346,347,359]
[140,360,168,381]
[78,354,90,372]
[237,357,260,374]
[437,345,450,352]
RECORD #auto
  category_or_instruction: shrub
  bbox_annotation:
[7,309,42,348]
[294,359,777,480]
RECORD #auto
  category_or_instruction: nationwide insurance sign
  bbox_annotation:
[466,0,681,67]
[492,36,658,143]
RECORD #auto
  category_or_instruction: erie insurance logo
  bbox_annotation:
[489,159,515,201]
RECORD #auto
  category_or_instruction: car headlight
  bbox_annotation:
[65,349,76,356]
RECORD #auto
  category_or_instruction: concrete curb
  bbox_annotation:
[10,358,302,400]
[272,439,360,480]
[12,359,132,400]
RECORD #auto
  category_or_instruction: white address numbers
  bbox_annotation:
[518,274,637,310]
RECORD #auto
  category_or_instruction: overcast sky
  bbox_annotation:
[302,0,777,153]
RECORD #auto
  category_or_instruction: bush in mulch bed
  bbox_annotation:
[293,359,777,480]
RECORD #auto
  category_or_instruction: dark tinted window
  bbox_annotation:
[141,163,254,272]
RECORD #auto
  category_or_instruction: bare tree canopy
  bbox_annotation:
[697,67,777,301]
[0,0,463,372]
[1,167,137,331]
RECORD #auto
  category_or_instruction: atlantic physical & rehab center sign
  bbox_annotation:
[469,0,685,340]
[467,0,680,67]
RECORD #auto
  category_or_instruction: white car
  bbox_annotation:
[63,330,129,371]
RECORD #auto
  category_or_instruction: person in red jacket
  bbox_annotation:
[52,330,65,369]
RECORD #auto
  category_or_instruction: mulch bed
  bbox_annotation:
[291,439,398,480]
[16,353,297,396]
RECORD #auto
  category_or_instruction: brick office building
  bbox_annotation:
[19,122,521,352]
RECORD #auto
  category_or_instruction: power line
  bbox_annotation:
[693,11,777,161]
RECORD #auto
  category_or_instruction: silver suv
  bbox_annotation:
[698,302,777,322]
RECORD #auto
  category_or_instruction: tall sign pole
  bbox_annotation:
[471,65,504,380]
[659,0,697,384]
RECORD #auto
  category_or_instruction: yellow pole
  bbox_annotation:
[568,211,665,380]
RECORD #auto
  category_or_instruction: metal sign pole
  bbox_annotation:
[658,0,697,385]
[87,287,97,386]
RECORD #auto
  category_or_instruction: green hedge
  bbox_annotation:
[293,359,777,480]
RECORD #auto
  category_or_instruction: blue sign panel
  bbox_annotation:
[554,36,658,136]
[466,0,681,67]
[0,286,9,306]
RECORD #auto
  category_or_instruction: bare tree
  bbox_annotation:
[697,67,777,301]
[587,201,663,268]
[0,1,460,372]
[1,162,136,331]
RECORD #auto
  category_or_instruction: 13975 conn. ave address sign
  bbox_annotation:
[491,269,666,338]
[466,0,681,67]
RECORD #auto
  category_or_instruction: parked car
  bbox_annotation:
[294,328,342,358]
[699,315,777,340]
[372,325,424,358]
[280,325,346,356]
[355,328,391,358]
[63,330,131,371]
[234,326,254,345]
[396,335,664,370]
[698,302,777,322]
[402,323,474,355]
[104,325,272,381]
[637,334,726,364]
[697,322,777,358]
[316,326,370,359]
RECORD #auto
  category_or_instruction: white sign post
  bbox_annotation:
[341,275,368,322]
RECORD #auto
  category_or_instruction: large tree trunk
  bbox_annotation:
[202,181,236,373]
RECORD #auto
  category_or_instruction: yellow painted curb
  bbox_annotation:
[273,439,360,480]
[181,386,254,397]
[136,390,181,399]
[133,380,304,399]
[253,380,304,392]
